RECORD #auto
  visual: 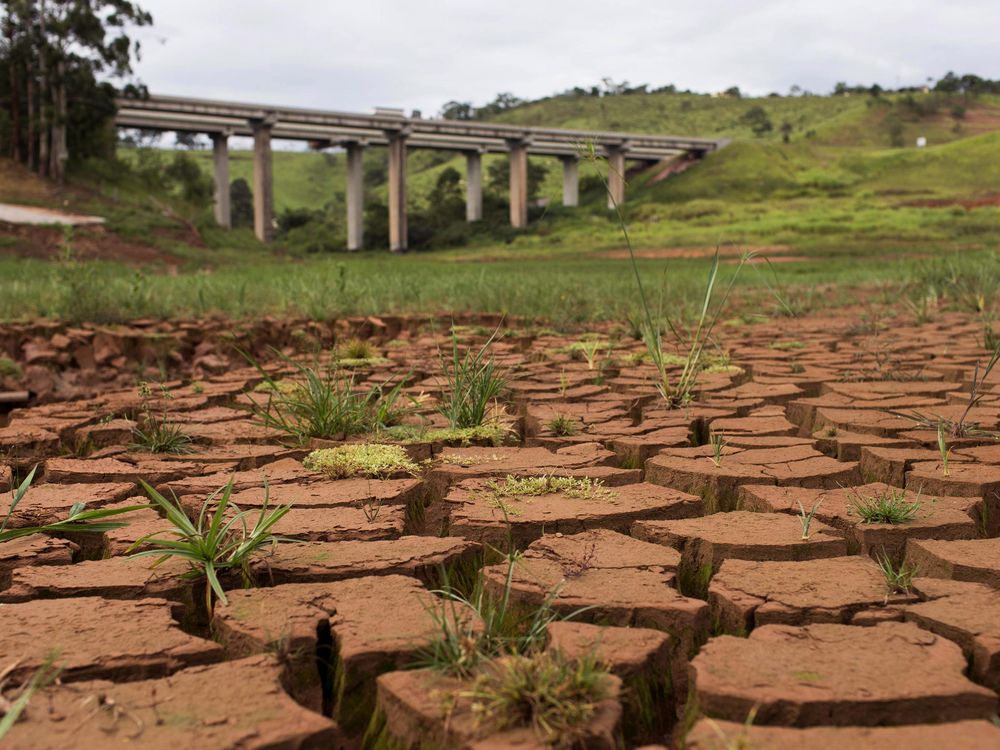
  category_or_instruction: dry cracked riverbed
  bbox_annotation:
[2,310,1000,749]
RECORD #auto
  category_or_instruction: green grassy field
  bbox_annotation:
[2,88,999,326]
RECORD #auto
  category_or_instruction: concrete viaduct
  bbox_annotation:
[114,94,724,251]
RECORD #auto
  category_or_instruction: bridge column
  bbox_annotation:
[210,132,231,228]
[508,140,529,229]
[560,156,579,207]
[386,130,408,252]
[465,151,482,222]
[251,118,275,242]
[606,147,627,210]
[345,142,364,251]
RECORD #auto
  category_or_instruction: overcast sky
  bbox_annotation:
[132,0,998,116]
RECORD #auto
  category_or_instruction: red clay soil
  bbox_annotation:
[708,556,915,634]
[684,720,1000,750]
[690,622,997,727]
[374,665,623,749]
[5,309,1000,746]
[1,656,338,749]
[213,575,442,732]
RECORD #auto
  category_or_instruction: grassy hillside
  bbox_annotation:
[3,86,1000,324]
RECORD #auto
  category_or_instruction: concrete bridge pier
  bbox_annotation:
[507,140,529,228]
[560,156,579,207]
[210,132,231,228]
[345,142,365,251]
[251,117,275,242]
[386,129,408,252]
[465,151,482,222]
[606,146,627,210]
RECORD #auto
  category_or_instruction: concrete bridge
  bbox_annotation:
[115,94,724,251]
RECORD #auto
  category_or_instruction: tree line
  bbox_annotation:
[0,0,150,182]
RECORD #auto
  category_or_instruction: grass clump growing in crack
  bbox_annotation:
[131,478,293,614]
[466,650,612,748]
[303,444,420,479]
[582,138,752,410]
[415,558,590,678]
[438,327,508,430]
[547,415,580,437]
[334,338,390,367]
[245,350,408,443]
[797,498,824,540]
[129,381,194,455]
[894,347,1000,439]
[876,551,918,600]
[708,432,726,468]
[848,487,921,524]
[938,423,952,477]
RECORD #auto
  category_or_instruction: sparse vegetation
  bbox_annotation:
[709,432,727,467]
[303,444,420,479]
[797,498,824,540]
[849,488,922,524]
[938,423,952,477]
[547,415,580,437]
[129,381,194,455]
[895,348,1000,438]
[466,650,612,748]
[131,478,294,613]
[415,558,588,677]
[246,351,408,443]
[438,328,508,429]
[876,551,918,600]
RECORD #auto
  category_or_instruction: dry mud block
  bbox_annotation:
[0,534,76,590]
[904,578,1000,690]
[424,443,617,500]
[690,622,997,727]
[43,456,234,486]
[813,428,912,462]
[738,483,981,561]
[645,445,858,512]
[905,538,1000,588]
[547,621,673,744]
[251,536,481,586]
[709,556,915,635]
[483,532,706,695]
[163,457,319,497]
[0,597,221,687]
[0,480,135,528]
[632,512,847,596]
[1,655,338,750]
[221,476,424,510]
[858,446,948,487]
[270,505,408,542]
[905,462,1000,531]
[442,480,701,549]
[684,720,1000,749]
[371,666,623,750]
[1,555,193,606]
[215,575,441,735]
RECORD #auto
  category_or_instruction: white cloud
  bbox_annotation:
[131,0,1000,116]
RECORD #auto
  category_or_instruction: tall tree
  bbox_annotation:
[0,0,152,181]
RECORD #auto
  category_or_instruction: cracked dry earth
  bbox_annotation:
[2,309,1000,749]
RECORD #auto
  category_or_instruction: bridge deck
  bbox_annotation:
[114,94,722,159]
